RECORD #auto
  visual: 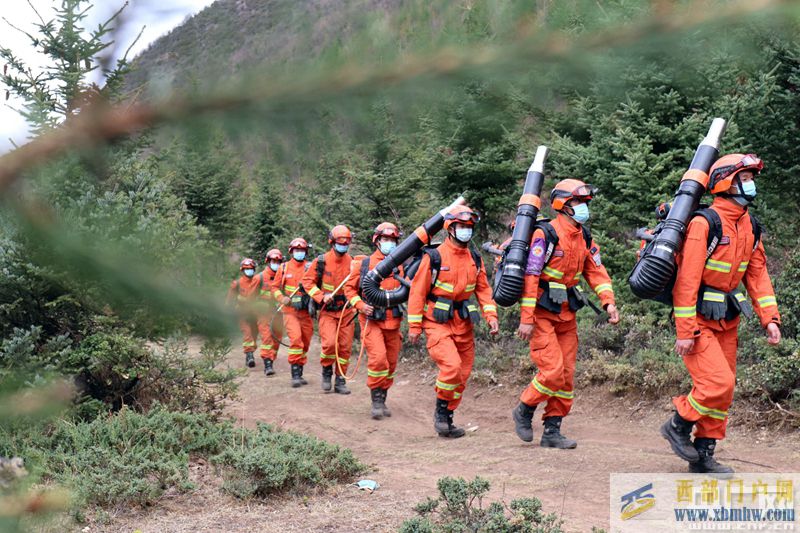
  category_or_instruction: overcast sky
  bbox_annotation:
[0,0,216,153]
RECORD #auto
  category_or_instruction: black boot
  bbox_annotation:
[380,389,391,417]
[512,402,536,443]
[321,365,333,392]
[689,438,735,476]
[290,364,303,388]
[334,375,351,395]
[370,388,383,420]
[298,364,308,385]
[263,358,275,376]
[434,399,465,438]
[660,412,700,462]
[245,352,255,368]
[540,416,577,449]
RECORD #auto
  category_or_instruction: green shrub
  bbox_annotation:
[400,476,564,533]
[212,423,367,499]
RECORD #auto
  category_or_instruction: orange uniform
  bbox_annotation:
[671,198,780,439]
[407,239,498,410]
[344,251,404,391]
[226,274,262,355]
[518,215,615,418]
[302,249,356,376]
[271,258,314,366]
[256,268,279,361]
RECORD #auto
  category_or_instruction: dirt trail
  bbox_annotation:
[105,338,800,532]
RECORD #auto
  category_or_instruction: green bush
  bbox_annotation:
[0,406,366,517]
[212,423,367,499]
[400,476,564,533]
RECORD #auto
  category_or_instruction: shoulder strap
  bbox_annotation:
[358,256,370,297]
[693,208,723,259]
[535,220,560,266]
[470,248,482,274]
[581,225,592,250]
[749,212,762,252]
[423,247,442,291]
[316,254,325,281]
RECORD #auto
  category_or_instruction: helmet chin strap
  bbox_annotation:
[719,175,756,204]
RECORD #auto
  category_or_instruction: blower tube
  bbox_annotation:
[360,196,467,307]
[628,118,727,299]
[492,146,549,307]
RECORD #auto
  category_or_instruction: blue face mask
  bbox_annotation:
[734,180,757,205]
[269,262,280,272]
[379,241,397,255]
[334,243,349,254]
[570,203,590,224]
[292,251,306,261]
[243,268,255,277]
[454,227,473,243]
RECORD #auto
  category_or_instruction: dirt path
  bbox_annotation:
[104,338,800,532]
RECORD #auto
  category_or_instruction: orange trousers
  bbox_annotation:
[425,324,475,411]
[519,313,578,419]
[257,315,278,360]
[673,324,738,440]
[283,310,314,366]
[360,316,401,390]
[318,309,356,376]
[238,316,259,355]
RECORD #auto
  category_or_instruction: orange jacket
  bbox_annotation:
[672,198,780,340]
[259,268,279,300]
[519,214,615,325]
[226,274,262,308]
[270,258,310,313]
[407,238,498,335]
[343,250,404,329]
[301,249,354,307]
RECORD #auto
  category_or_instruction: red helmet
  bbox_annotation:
[328,225,352,245]
[372,222,402,244]
[288,237,309,252]
[265,249,283,262]
[550,179,595,211]
[443,205,480,231]
[240,258,256,271]
[709,153,763,194]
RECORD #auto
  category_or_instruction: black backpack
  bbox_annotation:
[647,208,762,305]
[406,244,483,291]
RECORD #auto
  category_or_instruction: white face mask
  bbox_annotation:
[243,268,255,277]
[269,262,280,272]
[570,202,590,224]
[292,251,306,261]
[454,227,473,243]
[379,241,397,255]
[334,243,349,254]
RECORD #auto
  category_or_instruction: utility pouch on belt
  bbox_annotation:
[308,299,318,318]
[429,296,454,323]
[698,287,752,321]
[325,294,347,312]
[291,294,308,311]
[455,300,481,324]
[371,306,387,321]
[538,281,566,314]
[567,286,588,312]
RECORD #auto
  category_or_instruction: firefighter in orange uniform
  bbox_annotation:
[272,238,314,387]
[512,179,620,449]
[407,205,499,438]
[344,222,404,419]
[226,258,262,368]
[257,249,282,376]
[661,153,781,474]
[302,225,356,394]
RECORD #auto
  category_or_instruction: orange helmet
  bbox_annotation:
[288,238,309,252]
[372,222,402,244]
[265,249,283,262]
[240,258,256,271]
[443,205,480,231]
[709,153,763,194]
[328,225,352,245]
[550,179,595,211]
